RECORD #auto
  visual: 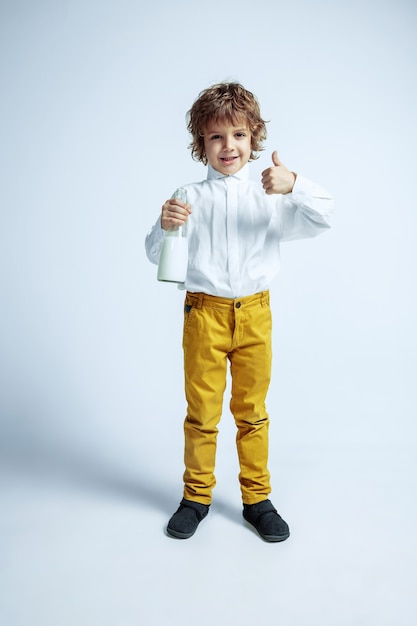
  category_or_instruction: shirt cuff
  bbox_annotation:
[291,174,333,200]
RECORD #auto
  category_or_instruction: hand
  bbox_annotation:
[261,151,296,195]
[161,198,191,230]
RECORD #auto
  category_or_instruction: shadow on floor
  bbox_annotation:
[1,438,177,515]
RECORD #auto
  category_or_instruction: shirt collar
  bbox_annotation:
[207,163,250,182]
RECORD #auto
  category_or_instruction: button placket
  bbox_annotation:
[232,299,244,348]
[225,178,240,296]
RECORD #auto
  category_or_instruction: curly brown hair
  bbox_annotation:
[186,82,268,165]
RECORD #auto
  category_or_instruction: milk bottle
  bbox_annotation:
[157,188,189,284]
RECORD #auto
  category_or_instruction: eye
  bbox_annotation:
[236,132,246,138]
[210,134,221,140]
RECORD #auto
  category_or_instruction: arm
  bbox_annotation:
[262,151,333,241]
[279,175,333,241]
[145,216,164,265]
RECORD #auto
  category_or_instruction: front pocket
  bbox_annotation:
[183,303,194,334]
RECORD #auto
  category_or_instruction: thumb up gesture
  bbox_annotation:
[261,151,296,195]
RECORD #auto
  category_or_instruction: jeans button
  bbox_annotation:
[236,302,241,309]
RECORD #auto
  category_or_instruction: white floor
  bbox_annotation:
[1,440,416,626]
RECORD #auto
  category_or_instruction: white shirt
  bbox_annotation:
[145,164,334,298]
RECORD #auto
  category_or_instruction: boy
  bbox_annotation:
[145,82,333,542]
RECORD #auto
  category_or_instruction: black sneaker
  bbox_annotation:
[167,498,210,539]
[243,499,290,542]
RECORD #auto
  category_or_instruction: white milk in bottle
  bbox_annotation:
[157,188,189,284]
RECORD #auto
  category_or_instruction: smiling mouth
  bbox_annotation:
[221,156,237,163]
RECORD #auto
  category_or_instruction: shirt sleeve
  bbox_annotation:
[145,215,164,265]
[278,174,334,242]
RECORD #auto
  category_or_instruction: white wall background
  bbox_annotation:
[1,0,415,457]
[0,1,416,625]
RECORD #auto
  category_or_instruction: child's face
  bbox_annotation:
[203,118,252,176]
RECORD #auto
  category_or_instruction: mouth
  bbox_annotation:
[220,156,238,164]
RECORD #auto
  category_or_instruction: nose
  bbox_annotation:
[224,135,234,150]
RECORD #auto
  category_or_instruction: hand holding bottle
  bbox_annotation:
[161,191,191,230]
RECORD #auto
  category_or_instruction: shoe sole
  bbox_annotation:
[244,519,290,542]
[259,531,290,542]
[166,526,196,539]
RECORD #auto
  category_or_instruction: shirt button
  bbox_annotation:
[236,302,241,309]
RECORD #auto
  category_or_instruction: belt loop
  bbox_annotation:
[261,291,269,307]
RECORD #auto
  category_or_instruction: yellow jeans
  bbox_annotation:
[182,291,272,505]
